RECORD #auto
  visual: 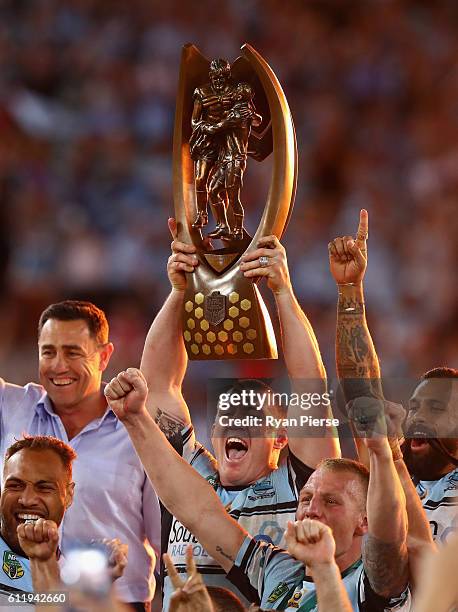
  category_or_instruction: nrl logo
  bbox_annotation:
[206,474,219,490]
[267,581,289,603]
[204,292,226,326]
[2,550,24,580]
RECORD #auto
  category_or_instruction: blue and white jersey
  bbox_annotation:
[228,536,411,611]
[0,536,32,594]
[162,424,313,610]
[417,467,458,544]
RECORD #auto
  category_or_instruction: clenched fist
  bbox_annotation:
[285,518,336,568]
[17,518,59,562]
[104,368,148,423]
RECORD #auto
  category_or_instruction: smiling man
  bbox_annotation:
[142,221,340,607]
[0,435,74,595]
[0,300,160,611]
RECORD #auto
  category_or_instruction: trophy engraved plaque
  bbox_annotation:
[173,43,297,360]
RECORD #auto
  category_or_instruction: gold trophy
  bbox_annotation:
[173,44,297,360]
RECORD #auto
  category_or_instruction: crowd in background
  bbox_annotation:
[0,0,456,412]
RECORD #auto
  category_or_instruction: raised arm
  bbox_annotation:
[240,236,340,467]
[363,434,409,598]
[330,210,390,468]
[329,210,381,385]
[330,211,436,580]
[140,218,198,438]
[104,369,246,573]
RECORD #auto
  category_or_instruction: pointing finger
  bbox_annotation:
[355,209,368,249]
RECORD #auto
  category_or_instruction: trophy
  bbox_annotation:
[173,44,297,360]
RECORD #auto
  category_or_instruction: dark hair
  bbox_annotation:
[5,435,77,480]
[206,586,245,612]
[422,367,458,380]
[38,300,109,344]
[316,457,369,509]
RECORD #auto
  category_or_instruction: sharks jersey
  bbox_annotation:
[162,424,312,610]
[0,536,32,594]
[228,536,411,611]
[417,467,458,544]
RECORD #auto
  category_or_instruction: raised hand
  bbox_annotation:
[239,235,291,295]
[329,209,368,285]
[167,218,199,291]
[104,368,148,422]
[285,519,336,568]
[17,518,59,562]
[164,546,215,612]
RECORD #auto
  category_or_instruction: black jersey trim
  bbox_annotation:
[423,496,458,510]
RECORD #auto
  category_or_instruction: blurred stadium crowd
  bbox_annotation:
[0,0,456,390]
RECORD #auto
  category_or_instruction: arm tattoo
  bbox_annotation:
[337,294,379,379]
[363,534,408,599]
[338,296,364,316]
[154,408,186,441]
[216,546,234,562]
[336,289,382,402]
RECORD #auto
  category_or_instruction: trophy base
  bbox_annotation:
[182,276,277,360]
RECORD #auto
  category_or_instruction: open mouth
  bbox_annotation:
[410,438,429,450]
[406,425,434,450]
[15,513,43,525]
[225,437,249,461]
[51,378,74,387]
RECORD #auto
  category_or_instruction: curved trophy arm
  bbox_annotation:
[240,43,297,252]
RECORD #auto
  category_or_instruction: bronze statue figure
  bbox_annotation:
[190,60,261,241]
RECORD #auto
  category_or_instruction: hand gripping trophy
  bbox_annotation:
[173,44,297,360]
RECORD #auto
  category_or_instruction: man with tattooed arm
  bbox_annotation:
[140,219,340,607]
[328,209,449,582]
